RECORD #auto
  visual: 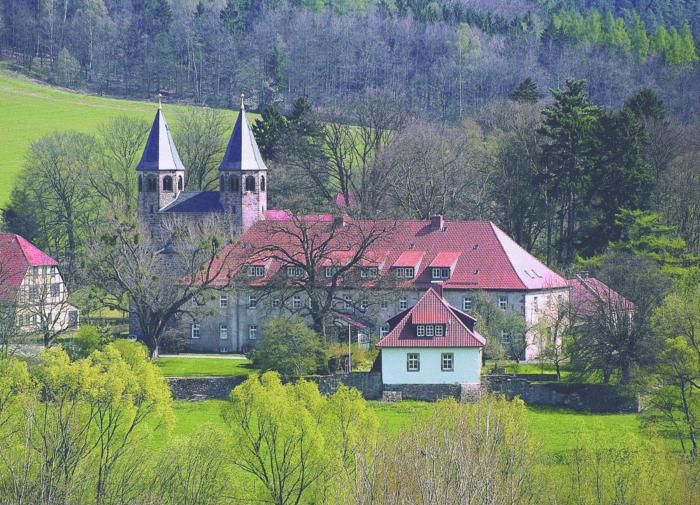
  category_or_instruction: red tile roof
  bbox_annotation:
[429,251,461,268]
[377,288,484,348]
[212,218,569,291]
[0,234,58,301]
[569,276,634,314]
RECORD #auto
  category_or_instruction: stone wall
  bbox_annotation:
[308,372,383,400]
[167,376,246,401]
[483,375,640,413]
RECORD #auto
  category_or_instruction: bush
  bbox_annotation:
[250,317,325,379]
[71,324,112,358]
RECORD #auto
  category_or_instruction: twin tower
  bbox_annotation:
[136,97,267,234]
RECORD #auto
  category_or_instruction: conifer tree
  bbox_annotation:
[510,77,539,103]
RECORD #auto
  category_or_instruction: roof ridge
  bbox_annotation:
[488,222,527,290]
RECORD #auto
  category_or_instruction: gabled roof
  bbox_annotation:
[212,218,569,291]
[377,288,484,348]
[429,251,461,268]
[136,109,185,172]
[0,234,58,301]
[569,275,634,313]
[160,191,224,213]
[220,101,268,172]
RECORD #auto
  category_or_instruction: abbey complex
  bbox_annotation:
[132,100,574,360]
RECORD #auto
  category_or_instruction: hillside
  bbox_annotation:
[0,68,240,206]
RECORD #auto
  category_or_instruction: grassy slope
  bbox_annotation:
[155,357,257,377]
[0,66,242,207]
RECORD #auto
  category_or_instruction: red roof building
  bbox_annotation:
[0,234,58,301]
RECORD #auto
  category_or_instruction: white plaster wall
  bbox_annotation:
[381,347,482,385]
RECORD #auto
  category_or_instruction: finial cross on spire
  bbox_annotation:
[156,92,163,110]
[240,92,245,110]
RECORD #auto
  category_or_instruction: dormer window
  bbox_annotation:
[395,267,414,279]
[432,267,450,280]
[416,324,444,337]
[360,267,378,278]
[287,266,305,278]
[248,265,265,277]
[325,266,340,278]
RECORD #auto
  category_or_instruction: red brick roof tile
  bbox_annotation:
[0,234,58,301]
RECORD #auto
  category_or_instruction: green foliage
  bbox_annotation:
[509,77,539,103]
[624,87,665,121]
[71,324,113,358]
[250,316,325,379]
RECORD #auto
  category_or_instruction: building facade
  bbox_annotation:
[134,101,570,360]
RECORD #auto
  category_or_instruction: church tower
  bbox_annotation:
[219,94,267,233]
[136,101,186,228]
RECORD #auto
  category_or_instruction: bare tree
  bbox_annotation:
[174,108,229,191]
[86,214,237,358]
[236,215,395,337]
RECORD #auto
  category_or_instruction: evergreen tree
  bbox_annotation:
[624,87,665,121]
[510,77,539,103]
[538,78,601,265]
[252,104,288,161]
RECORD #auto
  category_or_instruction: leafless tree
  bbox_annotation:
[86,213,237,358]
[173,107,229,191]
[381,120,487,220]
[236,215,395,338]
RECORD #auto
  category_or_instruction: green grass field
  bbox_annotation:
[0,65,243,207]
[154,357,256,377]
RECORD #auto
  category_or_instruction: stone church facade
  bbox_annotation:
[133,100,570,360]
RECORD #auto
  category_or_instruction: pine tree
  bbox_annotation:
[628,13,650,61]
[510,77,539,103]
[252,105,288,161]
[624,87,665,121]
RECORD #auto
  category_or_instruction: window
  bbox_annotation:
[138,176,142,191]
[191,324,200,339]
[360,298,369,311]
[292,295,301,309]
[399,297,408,310]
[248,295,257,308]
[406,353,420,372]
[230,176,239,192]
[425,325,434,337]
[380,298,388,309]
[287,266,304,278]
[498,295,508,311]
[220,294,228,308]
[361,267,378,278]
[463,297,472,311]
[178,176,183,190]
[220,175,225,191]
[245,175,256,192]
[380,324,390,337]
[344,295,352,310]
[248,266,265,277]
[28,286,37,301]
[163,176,173,192]
[50,283,60,297]
[395,267,414,279]
[325,266,339,278]
[501,330,511,344]
[441,353,454,372]
[219,324,228,339]
[417,325,425,337]
[272,297,281,308]
[435,325,444,337]
[147,177,157,192]
[260,175,266,192]
[249,325,258,339]
[533,296,539,312]
[431,267,450,280]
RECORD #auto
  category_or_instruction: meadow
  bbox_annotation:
[0,65,242,207]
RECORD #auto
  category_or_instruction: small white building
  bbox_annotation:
[377,287,484,385]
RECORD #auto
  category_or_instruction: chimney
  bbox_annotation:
[430,281,444,297]
[332,214,348,229]
[430,215,444,231]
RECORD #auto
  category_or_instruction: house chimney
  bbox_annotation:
[430,281,444,297]
[430,215,444,231]
[332,214,347,229]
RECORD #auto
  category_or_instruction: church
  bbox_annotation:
[134,98,571,360]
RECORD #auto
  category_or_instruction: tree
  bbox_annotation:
[174,107,228,191]
[86,214,236,358]
[251,316,325,379]
[510,77,539,103]
[252,104,289,161]
[538,78,601,265]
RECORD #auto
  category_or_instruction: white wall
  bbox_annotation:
[381,347,482,385]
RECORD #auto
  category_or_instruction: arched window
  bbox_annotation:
[220,175,225,192]
[178,176,183,191]
[163,176,173,192]
[260,175,266,192]
[138,176,142,192]
[147,177,157,192]
[245,175,256,192]
[230,176,240,193]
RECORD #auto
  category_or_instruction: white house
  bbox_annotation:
[377,287,485,385]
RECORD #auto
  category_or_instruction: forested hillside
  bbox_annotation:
[1,0,699,120]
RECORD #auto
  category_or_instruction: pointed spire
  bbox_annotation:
[136,107,185,172]
[220,93,268,172]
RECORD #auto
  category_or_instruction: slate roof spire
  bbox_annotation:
[220,93,268,171]
[136,104,185,172]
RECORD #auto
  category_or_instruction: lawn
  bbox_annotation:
[155,357,257,377]
[169,398,658,461]
[0,65,247,207]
